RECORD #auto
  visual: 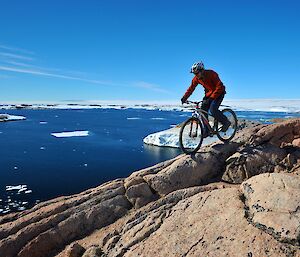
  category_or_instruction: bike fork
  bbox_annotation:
[189,120,198,137]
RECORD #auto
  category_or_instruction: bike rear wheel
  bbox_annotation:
[179,117,204,154]
[215,108,238,142]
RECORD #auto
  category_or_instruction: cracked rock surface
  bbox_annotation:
[0,118,299,257]
[241,173,300,244]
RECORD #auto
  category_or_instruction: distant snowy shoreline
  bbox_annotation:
[0,99,300,113]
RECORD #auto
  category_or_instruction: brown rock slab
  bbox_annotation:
[107,187,297,256]
[241,173,300,243]
[250,118,300,147]
[143,142,239,195]
[222,143,287,183]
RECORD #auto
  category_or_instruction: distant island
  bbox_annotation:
[0,114,26,122]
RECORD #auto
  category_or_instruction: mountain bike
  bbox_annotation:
[179,100,238,154]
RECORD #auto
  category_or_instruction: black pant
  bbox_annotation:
[201,93,228,125]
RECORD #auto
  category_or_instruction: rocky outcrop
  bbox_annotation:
[0,118,299,257]
[95,175,299,257]
[222,118,300,183]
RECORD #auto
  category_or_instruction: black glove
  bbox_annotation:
[181,97,187,105]
[202,97,212,108]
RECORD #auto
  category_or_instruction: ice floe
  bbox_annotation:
[6,185,27,191]
[127,117,141,120]
[51,130,89,138]
[1,184,34,214]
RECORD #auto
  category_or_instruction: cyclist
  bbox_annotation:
[181,61,231,137]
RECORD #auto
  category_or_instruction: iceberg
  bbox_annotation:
[143,126,218,148]
[51,130,89,138]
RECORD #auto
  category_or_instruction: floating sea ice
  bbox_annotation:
[151,118,165,120]
[25,190,32,194]
[40,147,45,150]
[127,117,141,120]
[39,121,48,124]
[51,131,89,138]
[18,187,27,193]
[6,185,27,191]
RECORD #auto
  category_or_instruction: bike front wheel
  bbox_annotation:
[216,108,238,142]
[179,117,204,154]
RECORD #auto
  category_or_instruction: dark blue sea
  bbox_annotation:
[0,108,299,214]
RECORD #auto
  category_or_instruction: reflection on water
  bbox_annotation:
[143,143,181,159]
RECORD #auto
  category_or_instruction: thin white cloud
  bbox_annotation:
[0,44,170,94]
[133,81,171,94]
[0,65,116,86]
[0,44,34,55]
[0,64,170,93]
[0,52,34,61]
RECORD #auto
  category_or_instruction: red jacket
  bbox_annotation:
[183,70,226,100]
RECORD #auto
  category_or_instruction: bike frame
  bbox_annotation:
[186,101,217,134]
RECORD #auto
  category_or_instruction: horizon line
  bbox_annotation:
[1,98,300,105]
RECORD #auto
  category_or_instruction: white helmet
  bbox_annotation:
[190,61,204,73]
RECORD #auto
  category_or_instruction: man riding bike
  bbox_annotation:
[181,61,231,137]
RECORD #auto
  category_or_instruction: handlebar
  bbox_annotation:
[184,100,202,105]
[182,100,232,109]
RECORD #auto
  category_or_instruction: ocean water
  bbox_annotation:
[0,108,299,214]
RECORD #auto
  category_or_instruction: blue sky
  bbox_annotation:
[0,0,299,103]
